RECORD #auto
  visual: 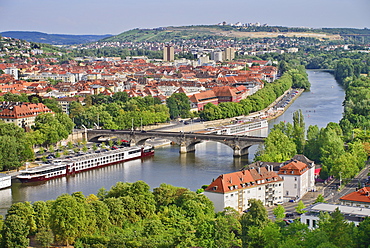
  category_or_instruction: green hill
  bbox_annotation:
[101,25,370,43]
[0,31,112,45]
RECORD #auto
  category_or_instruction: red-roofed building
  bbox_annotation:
[204,166,283,212]
[278,158,316,200]
[340,187,370,208]
[188,90,218,111]
[0,102,53,129]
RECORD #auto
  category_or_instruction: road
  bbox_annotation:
[267,164,370,220]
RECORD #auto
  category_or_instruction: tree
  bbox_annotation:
[240,199,270,247]
[335,58,354,86]
[356,217,370,248]
[273,204,286,221]
[35,228,54,248]
[0,123,34,171]
[314,194,327,203]
[166,93,191,119]
[318,208,356,248]
[304,125,320,161]
[292,109,305,153]
[319,127,345,170]
[295,200,307,214]
[255,129,297,162]
[1,214,30,248]
[50,194,87,246]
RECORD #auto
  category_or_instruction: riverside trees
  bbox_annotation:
[1,181,369,248]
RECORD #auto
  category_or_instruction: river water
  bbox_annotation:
[0,70,345,215]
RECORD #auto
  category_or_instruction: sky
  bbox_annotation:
[1,0,369,35]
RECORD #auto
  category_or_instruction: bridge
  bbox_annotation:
[86,129,265,157]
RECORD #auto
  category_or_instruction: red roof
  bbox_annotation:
[278,160,308,176]
[205,167,282,194]
[340,187,370,203]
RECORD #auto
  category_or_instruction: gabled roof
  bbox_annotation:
[205,167,282,194]
[278,160,308,176]
[340,187,370,203]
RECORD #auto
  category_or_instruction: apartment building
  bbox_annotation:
[204,166,283,212]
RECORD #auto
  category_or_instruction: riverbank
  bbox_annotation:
[163,88,304,133]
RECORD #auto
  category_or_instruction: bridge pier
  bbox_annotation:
[179,142,196,154]
[233,146,249,157]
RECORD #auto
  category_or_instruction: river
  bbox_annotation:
[0,70,345,216]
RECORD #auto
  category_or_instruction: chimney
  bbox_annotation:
[258,167,261,175]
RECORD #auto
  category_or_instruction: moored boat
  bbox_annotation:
[17,145,154,183]
[0,174,11,189]
[204,119,268,135]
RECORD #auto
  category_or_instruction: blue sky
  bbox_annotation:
[1,0,369,35]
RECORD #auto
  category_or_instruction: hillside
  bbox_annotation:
[100,25,356,43]
[0,31,112,45]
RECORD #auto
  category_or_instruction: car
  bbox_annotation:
[285,212,295,218]
[184,121,190,125]
[274,201,283,205]
[283,219,294,225]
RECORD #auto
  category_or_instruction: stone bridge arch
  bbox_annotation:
[86,129,264,157]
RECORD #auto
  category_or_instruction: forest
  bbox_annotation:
[1,181,370,248]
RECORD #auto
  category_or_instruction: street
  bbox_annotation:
[267,163,370,220]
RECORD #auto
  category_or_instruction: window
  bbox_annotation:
[258,187,261,190]
[294,184,297,189]
[295,177,297,181]
[306,219,310,226]
[313,220,316,228]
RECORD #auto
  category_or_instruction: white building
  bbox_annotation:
[301,203,370,229]
[204,166,284,212]
[0,174,11,190]
[278,157,315,201]
[4,67,18,80]
[211,50,223,62]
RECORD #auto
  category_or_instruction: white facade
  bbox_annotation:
[204,167,284,213]
[278,160,315,200]
[0,174,11,189]
[4,67,18,80]
[301,203,370,229]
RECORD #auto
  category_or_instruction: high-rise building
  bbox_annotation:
[223,47,235,61]
[163,45,174,61]
[211,50,223,62]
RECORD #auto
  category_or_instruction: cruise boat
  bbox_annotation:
[0,174,11,189]
[17,145,154,183]
[205,119,268,136]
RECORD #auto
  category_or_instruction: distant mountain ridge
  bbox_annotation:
[0,31,113,45]
[101,25,370,43]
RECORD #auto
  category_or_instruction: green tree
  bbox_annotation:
[35,227,54,248]
[1,214,30,248]
[335,58,354,86]
[255,129,297,162]
[240,199,270,247]
[273,204,286,221]
[318,208,356,248]
[295,200,307,214]
[50,194,87,246]
[0,123,34,171]
[314,194,327,203]
[304,125,320,161]
[166,93,191,119]
[292,109,305,153]
[356,217,370,248]
[319,127,345,170]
